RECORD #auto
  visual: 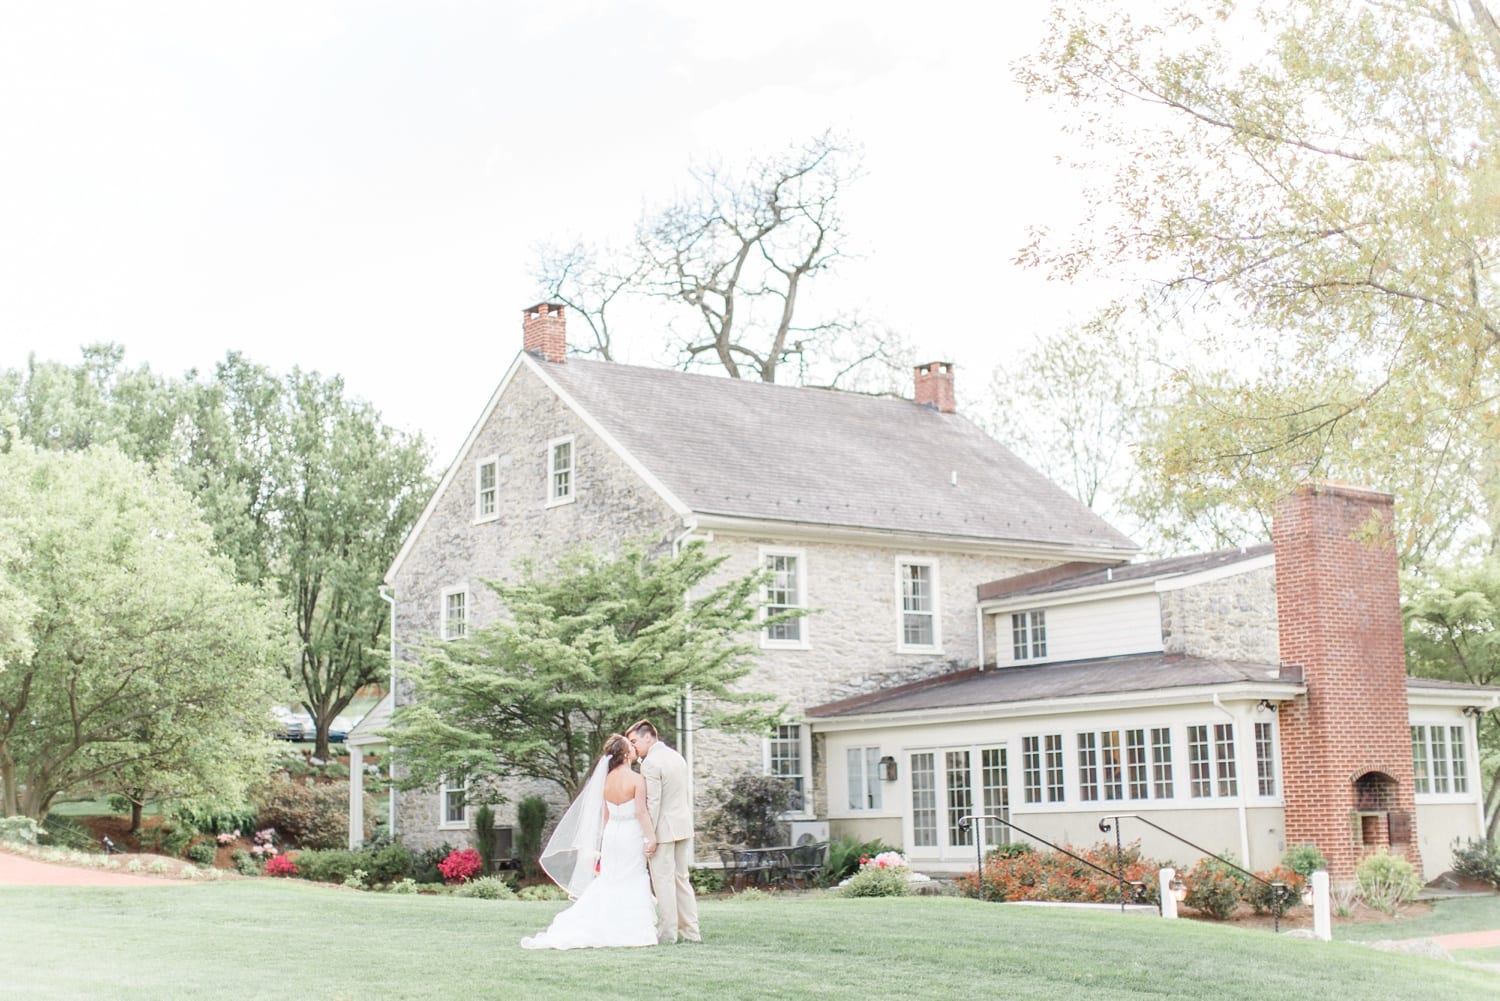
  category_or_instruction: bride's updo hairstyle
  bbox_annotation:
[604,733,631,770]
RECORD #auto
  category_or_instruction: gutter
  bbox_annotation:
[1211,693,1253,869]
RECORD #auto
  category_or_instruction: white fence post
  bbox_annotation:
[1159,866,1177,920]
[1311,870,1331,942]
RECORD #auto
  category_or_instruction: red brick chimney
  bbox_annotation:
[1273,482,1421,880]
[914,361,955,413]
[523,302,567,363]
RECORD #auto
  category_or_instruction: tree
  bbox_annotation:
[533,132,912,390]
[0,446,290,821]
[1404,557,1500,839]
[387,541,793,800]
[1018,0,1500,559]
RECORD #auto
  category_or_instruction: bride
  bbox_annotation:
[521,733,658,949]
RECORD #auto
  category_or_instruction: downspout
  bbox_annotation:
[378,584,397,835]
[975,605,987,671]
[1477,695,1500,837]
[1212,694,1253,868]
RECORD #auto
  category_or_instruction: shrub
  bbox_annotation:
[473,804,497,874]
[1183,857,1249,920]
[1282,843,1329,880]
[343,868,369,891]
[439,848,484,884]
[518,883,569,901]
[1245,866,1304,915]
[367,842,415,884]
[37,815,95,851]
[703,771,794,848]
[388,878,421,894]
[174,802,258,836]
[690,867,727,894]
[956,840,1162,906]
[264,853,299,877]
[841,866,911,898]
[725,886,773,902]
[184,841,219,867]
[230,850,261,876]
[294,849,363,884]
[455,875,517,900]
[1356,850,1423,914]
[823,836,897,886]
[0,816,42,845]
[255,776,367,849]
[412,843,459,884]
[147,858,172,874]
[516,796,548,877]
[1451,838,1500,888]
[138,821,195,858]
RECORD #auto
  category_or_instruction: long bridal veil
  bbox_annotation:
[537,756,610,899]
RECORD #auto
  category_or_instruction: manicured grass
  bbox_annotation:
[1335,895,1500,941]
[2,884,1496,1001]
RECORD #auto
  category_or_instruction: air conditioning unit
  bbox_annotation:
[788,820,830,845]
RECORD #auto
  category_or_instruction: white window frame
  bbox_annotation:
[895,556,942,653]
[846,746,884,812]
[1010,609,1048,661]
[1412,721,1472,799]
[765,724,813,818]
[546,435,576,507]
[439,775,469,829]
[441,586,468,640]
[905,742,1011,861]
[759,546,809,650]
[474,456,498,522]
[1253,720,1279,799]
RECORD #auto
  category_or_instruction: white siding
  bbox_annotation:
[994,592,1162,667]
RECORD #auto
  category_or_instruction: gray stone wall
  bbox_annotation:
[389,361,681,850]
[1159,565,1278,663]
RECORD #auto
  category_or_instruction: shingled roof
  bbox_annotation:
[978,542,1274,602]
[536,357,1138,554]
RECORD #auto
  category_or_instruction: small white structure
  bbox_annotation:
[345,693,393,849]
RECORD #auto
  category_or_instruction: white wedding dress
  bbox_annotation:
[520,798,658,950]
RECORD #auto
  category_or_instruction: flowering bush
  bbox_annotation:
[250,828,278,857]
[437,848,483,884]
[1183,857,1249,920]
[860,851,909,871]
[956,840,1162,905]
[264,854,299,878]
[216,829,241,846]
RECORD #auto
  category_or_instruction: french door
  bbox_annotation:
[908,745,1010,860]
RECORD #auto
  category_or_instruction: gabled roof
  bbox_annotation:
[807,652,1296,720]
[978,542,1274,603]
[535,357,1138,554]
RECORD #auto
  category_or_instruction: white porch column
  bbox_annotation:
[348,743,365,850]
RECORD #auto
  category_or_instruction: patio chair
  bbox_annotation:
[786,841,829,888]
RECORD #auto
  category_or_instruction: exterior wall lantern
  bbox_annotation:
[878,755,898,782]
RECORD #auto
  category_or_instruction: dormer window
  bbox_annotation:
[1012,610,1046,660]
[547,436,575,506]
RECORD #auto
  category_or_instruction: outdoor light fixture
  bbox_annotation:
[1170,878,1187,904]
[1257,699,1279,713]
[1462,705,1484,718]
[879,755,898,782]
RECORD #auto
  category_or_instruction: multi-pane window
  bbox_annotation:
[1077,732,1099,802]
[1022,736,1043,804]
[769,725,805,810]
[1100,730,1123,800]
[442,589,467,640]
[1214,723,1238,797]
[847,747,883,811]
[1254,721,1277,797]
[1412,724,1470,795]
[1044,734,1065,802]
[1187,725,1212,798]
[946,751,974,846]
[980,748,1010,847]
[475,459,497,519]
[548,437,574,503]
[1011,610,1047,660]
[441,776,468,826]
[899,561,937,647]
[763,551,804,644]
[1151,727,1174,799]
[910,752,938,847]
[1125,729,1148,800]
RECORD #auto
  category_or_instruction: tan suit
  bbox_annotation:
[642,740,700,944]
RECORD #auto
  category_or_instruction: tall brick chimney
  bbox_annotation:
[1273,482,1421,880]
[523,302,567,363]
[914,361,955,413]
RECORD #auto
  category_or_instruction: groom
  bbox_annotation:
[627,719,701,944]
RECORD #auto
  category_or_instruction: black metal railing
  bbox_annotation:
[1099,815,1291,932]
[957,813,1149,912]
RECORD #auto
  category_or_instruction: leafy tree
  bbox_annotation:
[387,541,792,799]
[0,446,290,821]
[1018,0,1500,560]
[1404,558,1500,839]
[534,132,912,390]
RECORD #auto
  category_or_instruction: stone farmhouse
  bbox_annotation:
[380,303,1494,881]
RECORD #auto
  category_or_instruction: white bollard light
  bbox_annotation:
[1159,866,1178,920]
[1311,870,1331,942]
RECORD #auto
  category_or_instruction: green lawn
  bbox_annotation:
[2,883,1496,1001]
[1335,894,1500,942]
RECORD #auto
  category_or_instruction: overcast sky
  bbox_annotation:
[0,1,1119,462]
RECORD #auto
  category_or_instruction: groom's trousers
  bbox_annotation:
[649,837,700,944]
